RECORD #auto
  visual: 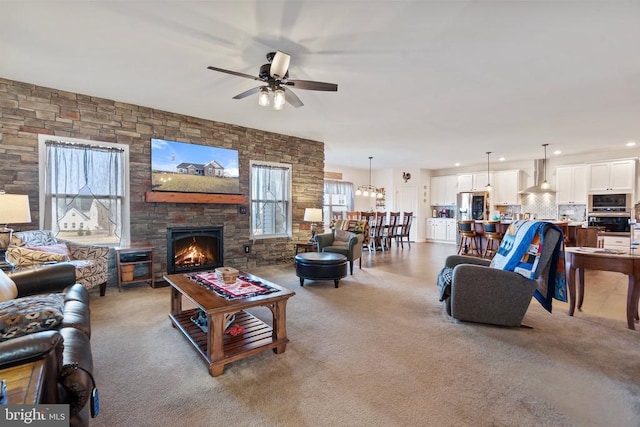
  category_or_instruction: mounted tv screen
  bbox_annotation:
[151,138,240,195]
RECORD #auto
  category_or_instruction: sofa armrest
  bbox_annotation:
[348,233,364,258]
[0,330,63,369]
[445,255,491,269]
[315,232,335,251]
[10,263,78,297]
[58,240,109,263]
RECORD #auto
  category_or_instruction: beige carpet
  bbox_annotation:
[88,264,640,427]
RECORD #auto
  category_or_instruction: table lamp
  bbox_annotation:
[303,208,323,242]
[0,193,32,254]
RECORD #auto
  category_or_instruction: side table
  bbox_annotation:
[0,359,45,404]
[115,245,155,291]
[294,241,317,255]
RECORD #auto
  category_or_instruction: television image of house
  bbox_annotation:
[176,160,225,177]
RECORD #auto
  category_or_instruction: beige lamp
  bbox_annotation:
[0,193,32,252]
[303,208,323,241]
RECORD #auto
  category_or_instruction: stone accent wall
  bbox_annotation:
[0,78,324,286]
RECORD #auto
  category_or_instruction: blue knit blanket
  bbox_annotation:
[490,220,567,312]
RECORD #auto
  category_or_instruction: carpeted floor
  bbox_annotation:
[88,262,640,427]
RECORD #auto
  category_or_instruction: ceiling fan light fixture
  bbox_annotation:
[258,88,270,107]
[273,88,285,110]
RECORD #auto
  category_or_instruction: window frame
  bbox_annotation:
[249,160,292,240]
[38,134,131,246]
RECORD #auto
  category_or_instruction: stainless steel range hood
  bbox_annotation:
[519,159,555,194]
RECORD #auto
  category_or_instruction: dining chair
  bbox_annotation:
[396,212,414,248]
[384,212,400,249]
[371,211,386,251]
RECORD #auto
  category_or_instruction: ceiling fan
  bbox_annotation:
[207,51,338,109]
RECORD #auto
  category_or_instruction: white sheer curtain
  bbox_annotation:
[250,162,292,238]
[43,140,125,244]
[324,180,355,211]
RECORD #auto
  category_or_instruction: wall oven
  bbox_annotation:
[587,193,632,233]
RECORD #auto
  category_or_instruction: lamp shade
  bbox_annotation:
[303,208,323,223]
[0,194,31,224]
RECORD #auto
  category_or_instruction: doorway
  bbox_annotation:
[395,186,418,242]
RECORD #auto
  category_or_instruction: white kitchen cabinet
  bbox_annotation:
[599,235,630,252]
[426,219,435,240]
[556,165,587,204]
[492,170,521,205]
[430,175,458,206]
[458,173,493,192]
[587,160,635,193]
[445,219,457,242]
[426,218,456,242]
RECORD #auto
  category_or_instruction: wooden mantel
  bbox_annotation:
[145,192,246,204]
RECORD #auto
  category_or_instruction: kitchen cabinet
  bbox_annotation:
[598,235,630,252]
[426,218,456,242]
[556,165,587,204]
[458,173,493,192]
[430,175,457,206]
[426,219,435,240]
[492,170,521,205]
[587,160,635,193]
[445,219,457,242]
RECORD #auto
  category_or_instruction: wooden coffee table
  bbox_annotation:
[164,271,295,376]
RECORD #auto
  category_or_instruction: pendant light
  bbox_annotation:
[355,156,381,198]
[541,143,550,190]
[485,151,492,191]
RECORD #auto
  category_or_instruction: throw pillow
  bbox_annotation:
[0,269,18,302]
[334,230,353,243]
[0,293,65,341]
[26,243,72,259]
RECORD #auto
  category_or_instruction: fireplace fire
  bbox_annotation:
[166,226,223,274]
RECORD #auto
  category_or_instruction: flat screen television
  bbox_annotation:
[151,138,240,194]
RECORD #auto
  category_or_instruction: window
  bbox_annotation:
[250,161,292,239]
[323,180,354,225]
[38,135,130,246]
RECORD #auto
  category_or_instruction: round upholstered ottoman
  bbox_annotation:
[295,252,348,288]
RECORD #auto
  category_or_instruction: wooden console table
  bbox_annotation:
[565,247,640,330]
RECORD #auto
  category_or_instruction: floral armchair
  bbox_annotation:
[5,230,109,296]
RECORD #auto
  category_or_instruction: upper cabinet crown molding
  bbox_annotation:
[587,159,636,194]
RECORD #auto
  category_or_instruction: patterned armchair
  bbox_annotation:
[5,230,109,296]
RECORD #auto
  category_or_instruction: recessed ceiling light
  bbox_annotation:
[626,141,636,147]
[454,162,461,167]
[499,157,505,161]
[553,150,561,155]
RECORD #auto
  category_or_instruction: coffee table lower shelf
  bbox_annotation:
[170,308,284,375]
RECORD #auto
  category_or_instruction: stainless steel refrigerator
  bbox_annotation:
[457,192,488,221]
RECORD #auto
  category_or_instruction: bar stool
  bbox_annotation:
[482,221,503,259]
[457,220,481,256]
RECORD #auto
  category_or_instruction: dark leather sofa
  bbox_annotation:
[0,263,96,427]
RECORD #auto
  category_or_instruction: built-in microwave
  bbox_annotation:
[588,193,632,214]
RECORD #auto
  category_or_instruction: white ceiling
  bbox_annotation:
[1,1,639,171]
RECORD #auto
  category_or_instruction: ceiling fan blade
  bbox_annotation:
[270,51,291,79]
[207,66,261,81]
[284,88,304,108]
[286,79,338,91]
[232,86,264,100]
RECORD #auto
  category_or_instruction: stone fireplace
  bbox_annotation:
[166,226,224,274]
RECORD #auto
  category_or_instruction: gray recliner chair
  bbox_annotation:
[440,225,561,327]
[315,229,364,275]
